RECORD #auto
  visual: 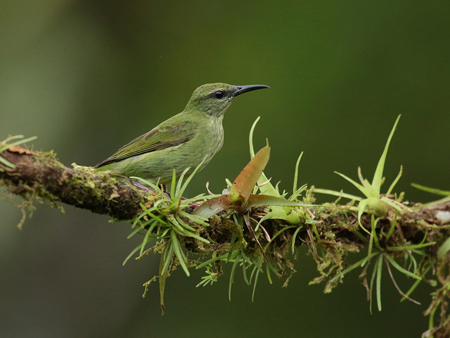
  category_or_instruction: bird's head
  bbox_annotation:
[185,83,269,117]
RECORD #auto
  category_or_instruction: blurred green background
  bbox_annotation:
[1,1,449,337]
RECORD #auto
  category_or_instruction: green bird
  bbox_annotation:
[94,83,269,189]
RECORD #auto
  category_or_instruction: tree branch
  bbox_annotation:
[2,143,450,336]
[2,145,448,242]
[0,145,155,220]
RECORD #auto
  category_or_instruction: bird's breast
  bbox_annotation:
[205,117,224,155]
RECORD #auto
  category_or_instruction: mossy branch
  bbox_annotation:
[0,145,156,220]
[2,144,448,239]
[1,143,449,271]
[2,141,450,336]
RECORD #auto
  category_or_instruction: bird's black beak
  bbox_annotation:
[233,84,270,97]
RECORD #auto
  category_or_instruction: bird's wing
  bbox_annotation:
[95,122,198,168]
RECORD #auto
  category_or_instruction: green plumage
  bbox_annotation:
[95,83,269,186]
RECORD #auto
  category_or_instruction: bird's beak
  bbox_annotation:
[233,84,270,97]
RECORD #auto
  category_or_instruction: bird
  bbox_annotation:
[94,83,269,189]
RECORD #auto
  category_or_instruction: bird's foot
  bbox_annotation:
[130,180,152,192]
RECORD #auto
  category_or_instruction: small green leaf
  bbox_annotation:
[252,268,261,302]
[385,165,403,197]
[181,212,210,227]
[387,242,436,251]
[140,204,168,225]
[265,263,273,285]
[291,226,303,254]
[376,255,383,312]
[123,245,142,266]
[328,252,379,285]
[140,222,155,256]
[170,169,176,201]
[384,255,422,280]
[229,254,241,301]
[177,155,207,198]
[401,266,431,302]
[372,115,401,196]
[175,167,191,199]
[438,236,450,258]
[249,116,260,159]
[385,211,398,242]
[351,230,369,244]
[0,155,15,168]
[160,241,174,276]
[196,253,231,269]
[174,214,196,232]
[380,197,402,213]
[371,215,381,251]
[312,188,362,201]
[335,171,370,197]
[369,257,377,315]
[127,226,142,239]
[357,199,372,235]
[292,152,303,196]
[171,231,190,276]
[411,183,450,196]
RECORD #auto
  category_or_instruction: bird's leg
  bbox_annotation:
[161,184,189,200]
[162,184,171,199]
[129,179,152,192]
[161,184,198,208]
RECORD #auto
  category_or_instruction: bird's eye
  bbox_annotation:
[214,90,225,99]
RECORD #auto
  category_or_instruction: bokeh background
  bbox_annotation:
[1,1,449,337]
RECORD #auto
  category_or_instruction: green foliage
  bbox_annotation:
[314,115,405,234]
[121,159,218,309]
[115,116,450,319]
[411,183,450,210]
